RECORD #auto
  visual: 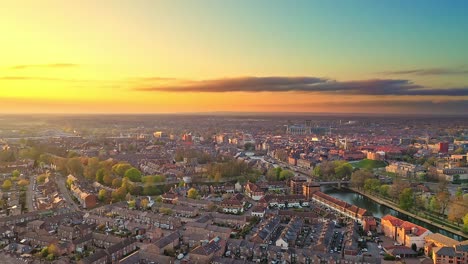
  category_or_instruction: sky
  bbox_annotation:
[1,0,467,114]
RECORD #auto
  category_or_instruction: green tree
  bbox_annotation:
[187,188,199,199]
[40,247,49,258]
[429,196,441,213]
[266,167,282,181]
[463,213,468,233]
[37,174,48,183]
[334,161,353,179]
[112,163,132,177]
[399,188,414,210]
[159,207,173,215]
[95,168,106,184]
[66,178,74,189]
[379,185,390,197]
[2,180,12,191]
[279,170,294,181]
[98,189,107,201]
[453,147,465,154]
[312,165,322,178]
[452,175,461,184]
[11,170,20,179]
[364,178,381,193]
[124,168,142,182]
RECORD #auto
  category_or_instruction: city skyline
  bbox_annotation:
[1,0,468,114]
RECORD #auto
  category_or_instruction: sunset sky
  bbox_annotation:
[1,0,467,114]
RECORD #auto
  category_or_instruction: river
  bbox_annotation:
[322,186,465,241]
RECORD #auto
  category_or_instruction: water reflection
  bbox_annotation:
[322,186,464,241]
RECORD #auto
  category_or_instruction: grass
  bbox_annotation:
[352,159,387,170]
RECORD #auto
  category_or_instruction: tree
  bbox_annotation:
[18,179,29,187]
[436,190,450,214]
[399,188,414,210]
[103,174,113,186]
[379,185,390,197]
[37,174,47,183]
[364,178,381,193]
[390,180,410,201]
[66,158,84,176]
[124,168,142,182]
[84,157,101,180]
[128,199,136,209]
[312,165,322,178]
[112,186,127,201]
[112,178,122,188]
[11,170,20,179]
[447,195,468,226]
[159,207,173,215]
[350,169,372,189]
[40,247,49,258]
[452,175,461,184]
[2,180,12,191]
[463,213,468,233]
[244,142,255,151]
[266,167,282,181]
[141,198,149,209]
[279,170,294,181]
[334,161,353,179]
[155,196,163,203]
[112,163,132,177]
[66,178,74,189]
[453,147,465,154]
[98,189,107,201]
[429,196,441,213]
[187,188,199,199]
[96,168,106,184]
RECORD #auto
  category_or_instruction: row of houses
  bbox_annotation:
[311,191,375,230]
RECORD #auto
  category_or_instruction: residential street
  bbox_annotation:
[55,175,80,211]
[25,174,35,212]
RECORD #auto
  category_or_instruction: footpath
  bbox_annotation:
[348,187,468,240]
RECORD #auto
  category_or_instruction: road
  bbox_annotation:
[55,175,80,211]
[25,174,35,212]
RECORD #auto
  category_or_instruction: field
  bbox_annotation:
[352,159,387,169]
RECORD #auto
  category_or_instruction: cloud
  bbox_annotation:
[379,67,468,76]
[9,63,78,70]
[134,76,468,96]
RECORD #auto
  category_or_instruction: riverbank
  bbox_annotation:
[347,187,468,240]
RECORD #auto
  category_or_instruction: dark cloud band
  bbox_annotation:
[135,76,468,96]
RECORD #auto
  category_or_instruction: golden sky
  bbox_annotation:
[1,1,467,114]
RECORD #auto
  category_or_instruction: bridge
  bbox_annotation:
[317,181,350,189]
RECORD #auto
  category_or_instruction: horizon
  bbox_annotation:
[1,0,468,114]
